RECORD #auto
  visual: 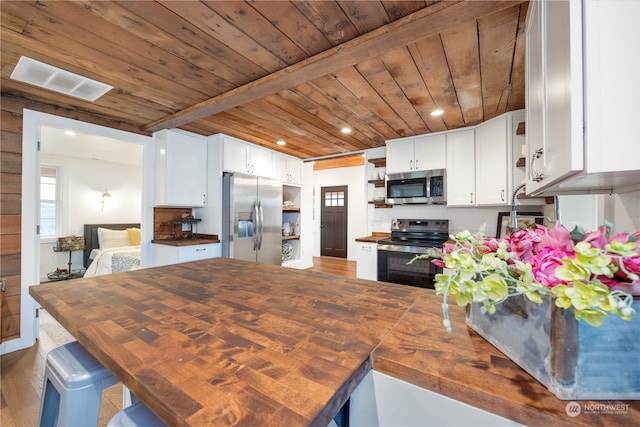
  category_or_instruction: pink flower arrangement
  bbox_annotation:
[426,222,638,332]
[506,223,640,293]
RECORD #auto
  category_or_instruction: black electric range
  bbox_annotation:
[377,219,449,288]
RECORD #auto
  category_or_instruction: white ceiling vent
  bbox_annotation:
[10,56,113,102]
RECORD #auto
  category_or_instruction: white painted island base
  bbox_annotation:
[349,371,524,426]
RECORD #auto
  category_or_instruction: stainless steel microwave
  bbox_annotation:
[385,169,446,205]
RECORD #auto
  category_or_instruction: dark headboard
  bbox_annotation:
[83,223,140,268]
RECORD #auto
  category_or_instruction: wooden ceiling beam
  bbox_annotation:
[144,1,522,132]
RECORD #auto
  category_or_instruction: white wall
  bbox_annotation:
[559,190,640,234]
[313,165,367,260]
[314,160,546,258]
[39,153,142,280]
[363,146,544,238]
[602,190,640,233]
[371,204,536,238]
[299,162,315,268]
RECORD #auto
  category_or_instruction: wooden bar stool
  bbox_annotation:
[38,341,119,427]
[107,401,165,427]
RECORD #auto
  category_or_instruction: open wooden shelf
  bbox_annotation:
[367,179,385,188]
[368,201,393,208]
[368,158,386,168]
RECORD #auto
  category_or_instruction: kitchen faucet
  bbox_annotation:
[509,183,558,233]
[509,183,526,232]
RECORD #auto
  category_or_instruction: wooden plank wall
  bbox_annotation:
[311,154,364,171]
[0,96,23,341]
[0,93,149,344]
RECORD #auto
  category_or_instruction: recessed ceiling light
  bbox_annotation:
[10,56,113,102]
[276,140,286,146]
[431,109,444,116]
[341,127,352,134]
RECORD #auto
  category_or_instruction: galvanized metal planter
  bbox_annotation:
[466,295,640,400]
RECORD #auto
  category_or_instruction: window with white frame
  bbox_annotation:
[40,165,60,237]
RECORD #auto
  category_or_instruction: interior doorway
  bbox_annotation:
[4,109,152,355]
[320,186,348,258]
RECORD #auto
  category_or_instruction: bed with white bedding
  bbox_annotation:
[82,223,141,277]
[83,245,141,277]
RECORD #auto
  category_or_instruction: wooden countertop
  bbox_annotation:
[151,237,220,246]
[29,258,422,426]
[355,232,390,243]
[373,294,639,426]
[29,259,638,426]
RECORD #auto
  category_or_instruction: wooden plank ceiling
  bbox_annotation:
[1,1,528,159]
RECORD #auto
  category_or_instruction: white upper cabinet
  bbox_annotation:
[386,139,415,174]
[386,134,446,174]
[155,129,207,207]
[525,0,640,195]
[272,152,302,185]
[475,114,511,205]
[223,135,272,177]
[446,129,476,206]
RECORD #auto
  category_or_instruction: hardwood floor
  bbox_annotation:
[306,256,357,278]
[0,310,123,427]
[0,256,355,426]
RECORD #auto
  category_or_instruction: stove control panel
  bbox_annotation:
[390,218,449,233]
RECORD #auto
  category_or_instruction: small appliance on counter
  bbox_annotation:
[377,219,449,288]
[174,215,201,238]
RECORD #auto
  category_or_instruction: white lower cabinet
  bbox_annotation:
[350,371,523,427]
[153,243,221,267]
[356,242,377,280]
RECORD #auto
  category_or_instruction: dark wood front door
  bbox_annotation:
[320,186,348,258]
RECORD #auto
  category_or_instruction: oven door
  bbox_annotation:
[377,243,442,289]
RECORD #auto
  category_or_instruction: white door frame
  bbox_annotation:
[0,109,153,355]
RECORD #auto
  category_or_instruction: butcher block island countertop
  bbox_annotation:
[29,259,638,427]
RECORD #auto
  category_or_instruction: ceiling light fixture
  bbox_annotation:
[10,56,113,102]
[341,127,352,134]
[276,140,286,146]
[431,109,444,116]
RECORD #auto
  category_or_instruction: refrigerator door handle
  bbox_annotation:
[257,201,264,250]
[252,201,259,251]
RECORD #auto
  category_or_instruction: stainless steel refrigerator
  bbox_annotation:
[222,172,283,265]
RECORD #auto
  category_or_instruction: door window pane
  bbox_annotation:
[324,191,345,207]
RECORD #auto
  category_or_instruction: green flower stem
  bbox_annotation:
[441,274,454,333]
